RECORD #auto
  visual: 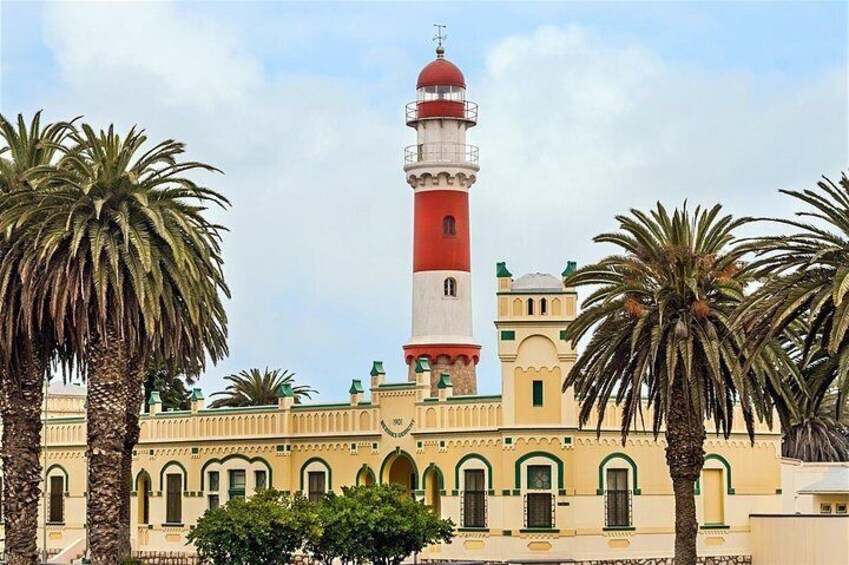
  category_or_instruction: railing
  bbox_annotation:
[604,489,632,528]
[524,493,555,529]
[460,490,487,528]
[406,100,478,124]
[404,143,479,166]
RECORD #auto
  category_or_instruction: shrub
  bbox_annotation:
[187,489,317,565]
[306,484,455,565]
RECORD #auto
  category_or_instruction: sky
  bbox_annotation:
[1,1,847,401]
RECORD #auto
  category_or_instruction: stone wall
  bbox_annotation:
[408,355,478,396]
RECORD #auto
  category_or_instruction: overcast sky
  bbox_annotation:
[1,1,846,400]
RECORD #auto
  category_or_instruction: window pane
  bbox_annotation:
[208,494,220,510]
[605,469,631,527]
[526,493,552,528]
[464,469,485,492]
[527,465,551,490]
[141,488,150,525]
[208,471,220,491]
[229,470,246,500]
[308,471,326,502]
[532,381,544,407]
[49,476,64,523]
[255,470,267,490]
[462,469,486,527]
[166,474,182,524]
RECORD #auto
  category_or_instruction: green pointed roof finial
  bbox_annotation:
[148,391,162,406]
[415,357,431,374]
[277,383,294,398]
[562,261,577,277]
[370,361,385,377]
[190,387,204,401]
[437,372,453,389]
[496,261,512,278]
[349,379,364,395]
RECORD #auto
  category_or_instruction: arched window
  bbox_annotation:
[527,299,535,315]
[444,277,457,297]
[540,298,548,315]
[442,215,456,237]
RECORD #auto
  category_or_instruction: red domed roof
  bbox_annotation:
[417,54,466,89]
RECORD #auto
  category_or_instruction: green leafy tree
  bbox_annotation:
[737,174,849,461]
[562,203,791,565]
[143,367,194,412]
[187,490,318,565]
[209,367,316,408]
[0,112,74,565]
[0,124,229,564]
[306,484,454,565]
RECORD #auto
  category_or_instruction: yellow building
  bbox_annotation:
[21,263,781,563]
[9,45,785,564]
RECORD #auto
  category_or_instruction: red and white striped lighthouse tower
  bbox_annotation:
[403,36,481,395]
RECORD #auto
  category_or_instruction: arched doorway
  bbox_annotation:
[136,472,151,525]
[382,452,417,494]
[357,465,376,486]
[423,464,443,515]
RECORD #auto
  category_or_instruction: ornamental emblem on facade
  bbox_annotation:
[380,418,415,438]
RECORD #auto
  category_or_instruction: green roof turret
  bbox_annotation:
[437,372,453,389]
[496,261,512,278]
[415,357,431,374]
[277,383,294,398]
[370,361,385,377]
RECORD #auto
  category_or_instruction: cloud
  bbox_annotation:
[27,7,849,397]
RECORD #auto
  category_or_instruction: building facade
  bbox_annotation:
[4,46,785,564]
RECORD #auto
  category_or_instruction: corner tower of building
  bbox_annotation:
[403,44,480,395]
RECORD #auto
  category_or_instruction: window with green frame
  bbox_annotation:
[527,465,552,490]
[255,470,268,490]
[229,469,246,500]
[532,381,544,407]
[208,471,220,492]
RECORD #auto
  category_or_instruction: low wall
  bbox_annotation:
[750,514,849,565]
[133,551,199,565]
[422,557,750,565]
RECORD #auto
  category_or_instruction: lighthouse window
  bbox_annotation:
[443,216,456,237]
[540,298,548,315]
[444,277,457,297]
[527,299,535,315]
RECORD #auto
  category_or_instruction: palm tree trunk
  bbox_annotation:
[1,352,46,565]
[86,324,129,565]
[664,379,706,565]
[118,357,146,558]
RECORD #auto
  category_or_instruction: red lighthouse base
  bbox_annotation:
[403,344,481,396]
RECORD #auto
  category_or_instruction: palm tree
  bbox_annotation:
[736,174,849,462]
[0,112,74,565]
[209,368,316,408]
[0,124,229,564]
[561,203,791,565]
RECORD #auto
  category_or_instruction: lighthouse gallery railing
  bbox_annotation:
[404,143,479,166]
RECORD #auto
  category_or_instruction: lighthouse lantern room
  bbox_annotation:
[403,38,481,396]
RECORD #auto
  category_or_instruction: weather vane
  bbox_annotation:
[433,24,447,48]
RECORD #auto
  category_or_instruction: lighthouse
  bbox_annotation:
[403,39,481,395]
